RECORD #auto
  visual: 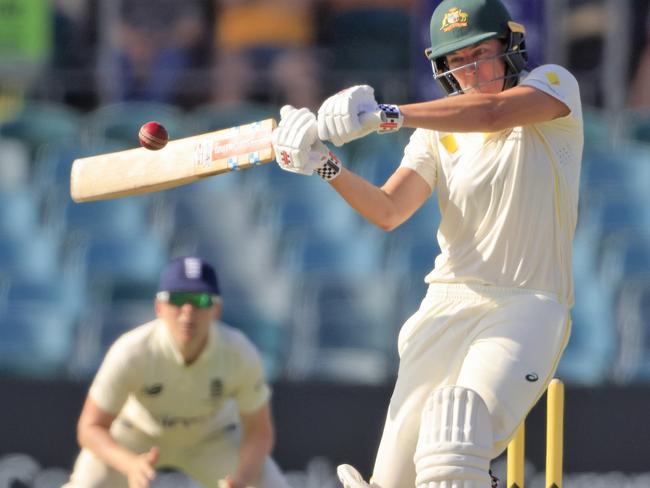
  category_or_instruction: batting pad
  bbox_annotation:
[414,386,493,488]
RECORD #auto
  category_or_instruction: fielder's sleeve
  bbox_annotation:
[232,336,271,414]
[88,339,137,415]
[520,64,581,121]
[399,128,439,190]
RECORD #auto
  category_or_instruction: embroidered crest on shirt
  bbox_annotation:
[183,257,202,278]
[210,378,223,398]
[440,8,469,32]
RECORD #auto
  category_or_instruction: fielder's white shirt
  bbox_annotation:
[89,319,271,447]
[400,64,583,305]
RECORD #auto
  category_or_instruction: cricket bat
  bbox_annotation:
[70,118,277,202]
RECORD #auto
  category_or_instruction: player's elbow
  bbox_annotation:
[481,95,519,132]
[371,197,405,231]
[372,216,401,232]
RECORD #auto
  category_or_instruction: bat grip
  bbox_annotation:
[359,110,383,130]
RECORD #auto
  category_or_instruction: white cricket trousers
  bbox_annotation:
[371,282,571,488]
[62,421,290,488]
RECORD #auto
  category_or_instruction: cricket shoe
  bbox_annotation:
[337,464,377,488]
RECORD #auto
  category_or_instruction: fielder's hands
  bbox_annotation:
[126,447,159,488]
[317,85,404,146]
[273,105,342,181]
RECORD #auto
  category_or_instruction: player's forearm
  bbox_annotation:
[329,168,405,231]
[78,425,138,476]
[400,93,504,133]
[233,432,273,486]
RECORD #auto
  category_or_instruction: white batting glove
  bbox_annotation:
[273,105,342,181]
[317,85,404,147]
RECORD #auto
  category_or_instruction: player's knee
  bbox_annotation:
[414,386,493,488]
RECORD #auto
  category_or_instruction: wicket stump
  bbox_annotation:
[506,378,565,488]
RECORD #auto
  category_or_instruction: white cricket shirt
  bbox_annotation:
[400,64,583,305]
[89,319,271,447]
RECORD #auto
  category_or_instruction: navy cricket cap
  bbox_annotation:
[158,256,220,295]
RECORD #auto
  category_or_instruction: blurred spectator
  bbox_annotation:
[0,0,51,119]
[99,0,209,106]
[212,0,320,109]
[319,0,412,100]
[51,0,98,108]
[627,2,650,108]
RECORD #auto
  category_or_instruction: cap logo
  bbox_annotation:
[440,7,469,32]
[183,257,202,279]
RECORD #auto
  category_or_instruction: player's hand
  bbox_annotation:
[126,447,159,488]
[218,475,247,488]
[317,85,404,147]
[273,105,342,181]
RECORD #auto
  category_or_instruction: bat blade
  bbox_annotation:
[70,118,277,202]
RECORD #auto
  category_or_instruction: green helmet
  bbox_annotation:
[425,0,527,95]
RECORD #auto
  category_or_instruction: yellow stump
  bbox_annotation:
[507,422,526,488]
[545,379,564,488]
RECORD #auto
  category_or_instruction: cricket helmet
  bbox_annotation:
[425,0,527,95]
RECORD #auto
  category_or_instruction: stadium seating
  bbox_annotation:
[0,101,82,153]
[1,96,649,386]
[0,189,41,239]
[189,101,277,133]
[0,308,76,377]
[83,101,188,145]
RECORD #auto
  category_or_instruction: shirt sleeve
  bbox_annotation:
[399,128,439,190]
[232,337,271,414]
[88,339,136,415]
[520,64,581,120]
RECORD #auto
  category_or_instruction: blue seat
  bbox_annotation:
[351,132,409,182]
[0,190,40,239]
[189,102,277,133]
[0,137,30,191]
[0,308,76,377]
[269,190,356,241]
[296,273,397,382]
[607,280,650,382]
[34,139,127,190]
[594,196,650,239]
[0,101,82,151]
[64,197,150,240]
[285,231,383,279]
[85,101,187,145]
[99,300,156,351]
[0,234,61,282]
[82,234,167,285]
[7,276,86,320]
[558,272,616,384]
[313,276,395,351]
[600,233,650,288]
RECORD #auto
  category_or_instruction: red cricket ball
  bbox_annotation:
[138,121,169,150]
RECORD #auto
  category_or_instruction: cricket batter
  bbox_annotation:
[63,256,290,488]
[272,0,583,486]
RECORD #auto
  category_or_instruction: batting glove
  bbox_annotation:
[317,85,404,147]
[273,105,342,181]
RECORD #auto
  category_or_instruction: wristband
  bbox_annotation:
[377,104,404,133]
[315,152,342,181]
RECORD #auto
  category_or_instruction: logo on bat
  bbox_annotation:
[195,139,214,167]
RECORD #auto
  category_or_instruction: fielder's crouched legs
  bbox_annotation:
[415,386,493,488]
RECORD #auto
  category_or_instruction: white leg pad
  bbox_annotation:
[414,386,493,488]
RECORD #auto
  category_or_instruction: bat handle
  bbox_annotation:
[359,110,383,130]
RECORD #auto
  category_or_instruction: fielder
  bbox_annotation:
[63,256,290,488]
[272,0,583,486]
